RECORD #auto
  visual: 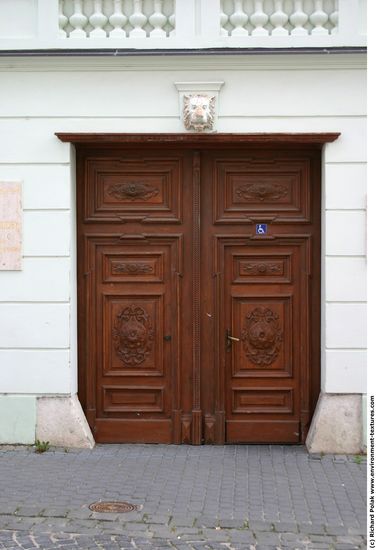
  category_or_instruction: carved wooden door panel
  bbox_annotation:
[77,148,195,443]
[200,147,321,444]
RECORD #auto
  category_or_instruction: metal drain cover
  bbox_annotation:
[89,501,141,513]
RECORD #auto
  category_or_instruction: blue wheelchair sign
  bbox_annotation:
[256,223,267,235]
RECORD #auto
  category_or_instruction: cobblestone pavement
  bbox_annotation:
[0,445,366,549]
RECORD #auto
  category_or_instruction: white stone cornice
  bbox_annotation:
[174,81,225,93]
[0,53,367,72]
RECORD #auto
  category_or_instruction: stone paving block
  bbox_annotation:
[228,530,256,543]
[298,523,326,535]
[143,514,170,525]
[336,535,366,544]
[254,531,281,544]
[254,545,280,550]
[41,507,71,518]
[348,527,366,536]
[67,518,99,529]
[325,525,349,535]
[119,511,145,522]
[91,512,120,521]
[249,521,274,532]
[175,528,202,536]
[272,521,298,532]
[310,534,335,543]
[279,545,307,549]
[170,517,197,528]
[15,506,45,517]
[217,518,246,528]
[9,518,45,531]
[200,529,230,541]
[0,515,21,529]
[176,533,209,542]
[280,532,310,543]
[0,505,18,515]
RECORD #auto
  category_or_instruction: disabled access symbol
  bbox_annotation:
[256,224,267,235]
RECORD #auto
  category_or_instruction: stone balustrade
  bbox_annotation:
[0,0,366,50]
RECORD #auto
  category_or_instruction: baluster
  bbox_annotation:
[270,0,288,36]
[69,0,88,38]
[290,0,308,35]
[329,0,338,34]
[169,13,176,36]
[310,0,329,35]
[150,0,167,38]
[129,0,147,37]
[109,0,127,38]
[250,0,268,36]
[89,0,107,37]
[230,0,248,36]
[58,0,68,38]
[220,1,229,36]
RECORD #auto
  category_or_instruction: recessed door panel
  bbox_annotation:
[213,158,310,223]
[85,156,183,222]
[104,295,164,376]
[232,295,293,377]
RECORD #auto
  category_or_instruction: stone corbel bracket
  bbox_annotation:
[174,81,225,133]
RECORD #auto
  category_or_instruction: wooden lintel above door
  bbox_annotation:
[56,133,340,146]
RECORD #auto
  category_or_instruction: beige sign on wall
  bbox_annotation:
[0,181,22,270]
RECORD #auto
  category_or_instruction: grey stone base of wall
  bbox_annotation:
[36,395,95,449]
[34,393,363,452]
[306,393,363,454]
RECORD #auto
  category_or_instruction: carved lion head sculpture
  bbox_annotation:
[183,94,216,132]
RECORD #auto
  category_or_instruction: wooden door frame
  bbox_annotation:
[57,132,340,444]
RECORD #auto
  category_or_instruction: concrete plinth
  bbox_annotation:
[36,395,95,449]
[306,393,362,454]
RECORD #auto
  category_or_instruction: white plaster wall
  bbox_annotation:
[0,55,366,416]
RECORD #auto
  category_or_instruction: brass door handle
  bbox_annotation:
[226,329,240,351]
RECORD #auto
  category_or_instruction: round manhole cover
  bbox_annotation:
[89,501,141,513]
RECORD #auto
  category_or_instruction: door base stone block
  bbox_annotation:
[36,395,95,449]
[306,393,362,454]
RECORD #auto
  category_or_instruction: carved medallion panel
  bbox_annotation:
[103,252,164,283]
[85,157,183,222]
[241,306,283,367]
[104,296,164,376]
[232,253,292,284]
[231,298,292,377]
[113,304,154,367]
[213,159,310,223]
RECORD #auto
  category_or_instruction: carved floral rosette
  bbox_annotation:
[241,306,283,367]
[236,182,288,202]
[108,182,159,201]
[113,305,154,366]
[113,262,153,275]
[242,262,283,275]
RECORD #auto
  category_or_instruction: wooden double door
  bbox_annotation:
[77,141,321,444]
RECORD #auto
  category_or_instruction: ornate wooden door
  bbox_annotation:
[200,147,321,444]
[77,147,195,443]
[77,140,321,444]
